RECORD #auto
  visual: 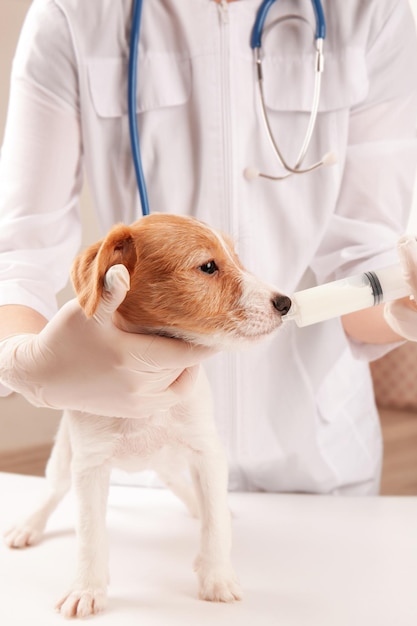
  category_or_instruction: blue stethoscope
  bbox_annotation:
[128,0,331,217]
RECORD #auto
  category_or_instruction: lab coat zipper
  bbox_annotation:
[219,0,228,23]
[218,0,232,224]
[218,0,231,210]
[217,0,241,478]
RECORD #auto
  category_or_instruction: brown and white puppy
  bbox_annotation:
[4,214,291,618]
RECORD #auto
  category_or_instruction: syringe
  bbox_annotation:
[282,264,411,327]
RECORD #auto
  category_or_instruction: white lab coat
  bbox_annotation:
[1,0,417,494]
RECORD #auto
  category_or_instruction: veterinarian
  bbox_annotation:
[1,0,417,495]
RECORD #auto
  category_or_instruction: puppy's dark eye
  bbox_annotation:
[199,260,218,275]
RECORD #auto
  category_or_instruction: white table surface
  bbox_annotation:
[0,472,416,625]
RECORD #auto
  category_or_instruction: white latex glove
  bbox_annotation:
[0,265,211,418]
[384,235,417,341]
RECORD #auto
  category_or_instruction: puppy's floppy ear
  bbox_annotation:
[71,224,137,317]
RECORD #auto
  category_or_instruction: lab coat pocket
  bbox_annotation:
[262,48,368,113]
[87,55,191,118]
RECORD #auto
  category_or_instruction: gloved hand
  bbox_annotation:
[0,265,212,418]
[384,235,417,341]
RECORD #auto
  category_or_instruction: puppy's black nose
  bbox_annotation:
[272,294,292,316]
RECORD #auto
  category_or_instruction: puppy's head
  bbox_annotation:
[71,214,291,347]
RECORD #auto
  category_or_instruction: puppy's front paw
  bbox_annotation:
[4,514,47,548]
[55,588,107,619]
[194,557,242,603]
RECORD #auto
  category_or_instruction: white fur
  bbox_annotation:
[4,217,288,618]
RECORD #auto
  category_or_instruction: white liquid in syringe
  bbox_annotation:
[282,264,411,327]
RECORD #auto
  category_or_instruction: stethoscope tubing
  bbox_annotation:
[311,0,326,39]
[128,0,327,216]
[251,0,326,49]
[128,0,150,216]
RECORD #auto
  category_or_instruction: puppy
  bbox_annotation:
[4,214,291,618]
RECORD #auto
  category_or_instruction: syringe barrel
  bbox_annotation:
[284,263,410,327]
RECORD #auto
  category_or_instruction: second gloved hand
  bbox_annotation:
[0,265,211,418]
[384,235,417,341]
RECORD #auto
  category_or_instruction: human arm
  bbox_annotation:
[0,2,83,321]
[341,304,405,345]
[0,5,210,414]
[342,234,417,344]
[0,265,211,417]
[0,305,47,340]
[310,1,417,352]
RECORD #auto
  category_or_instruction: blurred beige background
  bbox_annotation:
[1,0,417,478]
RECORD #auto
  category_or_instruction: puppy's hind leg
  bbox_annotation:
[4,415,72,548]
[153,448,200,518]
[157,468,200,519]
